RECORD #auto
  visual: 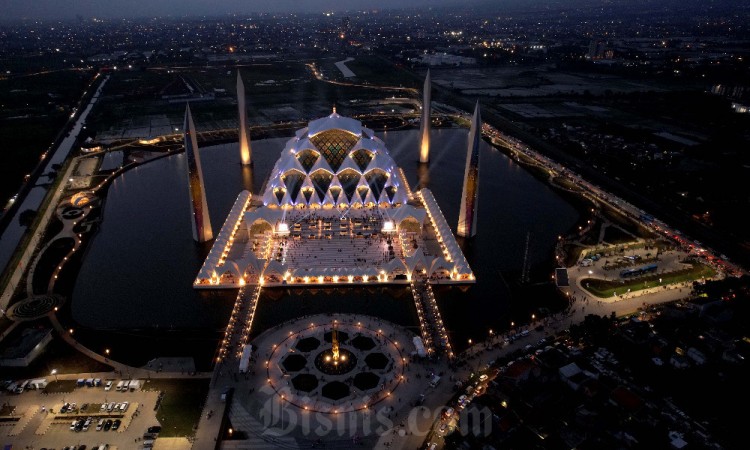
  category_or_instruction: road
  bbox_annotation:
[0,75,109,277]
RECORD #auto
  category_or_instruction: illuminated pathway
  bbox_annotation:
[216,285,263,367]
[410,280,454,359]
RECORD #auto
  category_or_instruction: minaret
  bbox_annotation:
[237,71,252,166]
[457,102,481,238]
[184,104,213,242]
[419,70,431,163]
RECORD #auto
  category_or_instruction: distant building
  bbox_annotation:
[502,359,537,385]
[418,53,476,66]
[609,385,644,414]
[587,40,612,60]
[686,347,707,365]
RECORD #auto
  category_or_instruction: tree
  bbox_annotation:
[19,209,37,227]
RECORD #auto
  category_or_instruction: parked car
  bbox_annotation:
[112,419,121,431]
[96,419,105,431]
[104,381,113,391]
[103,419,113,431]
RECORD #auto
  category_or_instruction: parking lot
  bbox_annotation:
[1,378,164,450]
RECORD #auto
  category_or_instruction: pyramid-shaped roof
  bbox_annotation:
[262,112,406,208]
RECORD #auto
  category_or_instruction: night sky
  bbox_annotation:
[1,0,465,19]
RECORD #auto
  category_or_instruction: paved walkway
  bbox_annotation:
[47,312,212,380]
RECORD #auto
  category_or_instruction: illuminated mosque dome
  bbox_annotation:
[194,110,475,289]
[262,112,407,209]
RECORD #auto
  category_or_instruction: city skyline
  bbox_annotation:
[2,0,456,20]
[0,0,730,21]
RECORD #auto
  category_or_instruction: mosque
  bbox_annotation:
[190,73,480,289]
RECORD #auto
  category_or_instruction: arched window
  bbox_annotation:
[296,149,319,172]
[281,169,306,202]
[310,169,334,202]
[350,149,374,172]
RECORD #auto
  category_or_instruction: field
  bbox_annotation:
[0,70,94,203]
[332,55,421,87]
[581,262,716,298]
[146,378,210,437]
[87,60,416,143]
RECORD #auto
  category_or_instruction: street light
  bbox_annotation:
[51,369,58,382]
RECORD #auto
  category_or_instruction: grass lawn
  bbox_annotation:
[1,332,113,380]
[581,262,716,298]
[602,224,636,244]
[345,56,420,87]
[146,378,209,437]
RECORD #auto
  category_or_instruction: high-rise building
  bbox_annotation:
[184,104,213,242]
[457,102,481,238]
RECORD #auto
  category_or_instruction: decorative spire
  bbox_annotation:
[332,104,337,114]
[419,69,431,163]
[457,101,481,238]
[184,104,214,242]
[237,71,252,165]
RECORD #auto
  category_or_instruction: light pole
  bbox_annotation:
[51,369,58,382]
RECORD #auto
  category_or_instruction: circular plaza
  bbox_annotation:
[255,313,425,415]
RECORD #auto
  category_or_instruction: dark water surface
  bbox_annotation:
[72,129,579,350]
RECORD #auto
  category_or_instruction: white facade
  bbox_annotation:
[262,112,408,209]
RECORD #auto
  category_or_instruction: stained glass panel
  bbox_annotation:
[296,149,319,172]
[351,149,374,172]
[310,130,358,172]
